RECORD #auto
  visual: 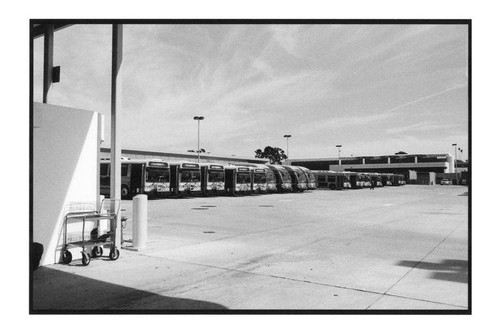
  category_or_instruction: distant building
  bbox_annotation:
[290,153,457,175]
[100,147,267,165]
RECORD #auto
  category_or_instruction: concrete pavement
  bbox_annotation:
[32,185,469,311]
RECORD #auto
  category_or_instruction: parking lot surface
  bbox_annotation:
[32,185,469,311]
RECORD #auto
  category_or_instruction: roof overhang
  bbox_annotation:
[32,23,73,39]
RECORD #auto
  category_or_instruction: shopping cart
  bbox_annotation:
[61,199,121,266]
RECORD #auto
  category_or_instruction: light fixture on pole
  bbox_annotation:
[336,145,342,169]
[284,135,291,164]
[452,143,457,183]
[194,116,204,163]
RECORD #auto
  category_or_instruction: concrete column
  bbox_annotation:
[110,24,123,248]
[42,24,54,103]
[132,195,148,249]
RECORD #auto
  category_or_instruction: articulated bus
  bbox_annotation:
[251,167,268,193]
[297,166,317,190]
[266,165,293,192]
[169,162,202,196]
[224,166,252,195]
[283,165,308,192]
[200,163,225,195]
[100,159,170,199]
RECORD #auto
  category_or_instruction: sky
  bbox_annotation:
[33,23,469,160]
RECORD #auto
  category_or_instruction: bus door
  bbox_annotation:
[200,165,208,195]
[130,163,144,197]
[169,165,179,195]
[99,163,110,197]
[349,174,358,189]
[224,168,236,196]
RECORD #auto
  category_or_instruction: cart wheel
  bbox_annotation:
[62,250,72,264]
[109,247,120,261]
[81,252,90,266]
[91,246,103,257]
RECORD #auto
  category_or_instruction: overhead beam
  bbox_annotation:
[32,23,72,39]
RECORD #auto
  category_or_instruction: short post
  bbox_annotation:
[132,194,148,250]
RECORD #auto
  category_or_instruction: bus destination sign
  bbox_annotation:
[148,162,168,168]
[182,163,199,169]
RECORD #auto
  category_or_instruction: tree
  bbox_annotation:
[255,146,287,164]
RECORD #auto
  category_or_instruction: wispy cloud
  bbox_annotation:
[381,84,467,115]
[33,24,469,158]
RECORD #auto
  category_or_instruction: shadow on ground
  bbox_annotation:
[31,266,228,313]
[396,259,468,284]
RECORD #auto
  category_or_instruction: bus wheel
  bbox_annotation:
[121,186,130,199]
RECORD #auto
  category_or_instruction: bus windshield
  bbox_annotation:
[280,170,291,182]
[297,172,306,182]
[237,173,251,184]
[208,170,224,182]
[181,170,201,182]
[254,173,266,184]
[265,171,276,183]
[146,167,169,183]
[307,172,315,182]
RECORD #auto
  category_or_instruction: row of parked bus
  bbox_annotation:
[312,170,406,190]
[100,159,318,199]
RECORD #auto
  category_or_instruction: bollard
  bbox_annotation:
[132,194,148,249]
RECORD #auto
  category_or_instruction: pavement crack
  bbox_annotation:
[366,218,468,309]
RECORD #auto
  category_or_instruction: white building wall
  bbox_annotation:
[33,103,102,266]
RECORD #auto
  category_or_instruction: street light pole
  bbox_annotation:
[284,135,291,164]
[194,116,204,163]
[452,143,457,184]
[336,145,342,170]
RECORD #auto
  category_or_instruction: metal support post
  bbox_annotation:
[111,24,123,249]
